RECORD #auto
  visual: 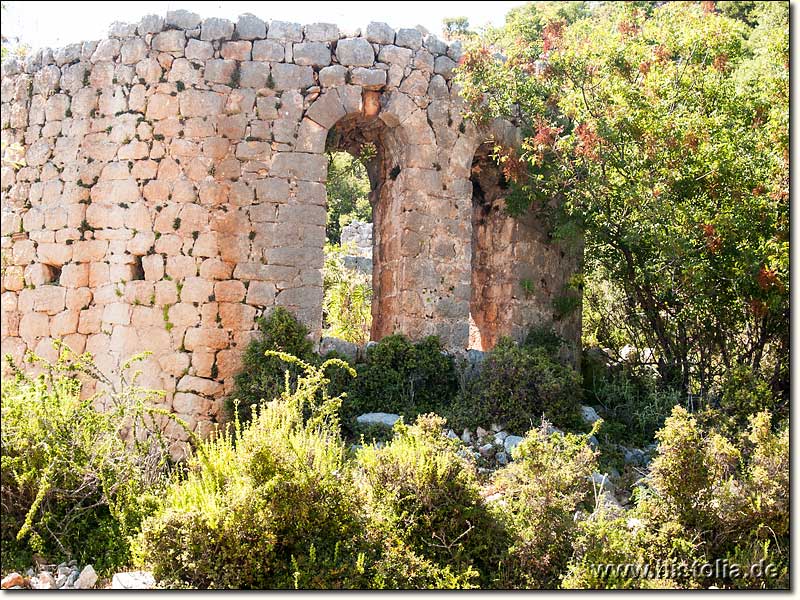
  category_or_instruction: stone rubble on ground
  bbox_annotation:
[4,561,158,590]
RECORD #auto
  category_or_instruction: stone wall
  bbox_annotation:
[0,10,581,436]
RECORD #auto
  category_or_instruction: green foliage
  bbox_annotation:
[442,16,475,41]
[325,151,372,244]
[323,243,372,344]
[565,406,789,589]
[583,358,681,446]
[457,0,789,401]
[341,335,459,434]
[138,352,370,589]
[492,421,598,588]
[1,344,173,574]
[356,415,506,586]
[454,337,582,433]
[226,307,315,424]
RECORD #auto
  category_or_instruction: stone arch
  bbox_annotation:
[0,9,582,443]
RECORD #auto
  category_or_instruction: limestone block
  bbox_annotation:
[319,64,347,88]
[185,39,213,61]
[91,39,121,63]
[350,67,386,90]
[19,312,50,345]
[270,152,327,182]
[204,59,238,85]
[236,14,267,40]
[179,89,225,118]
[201,18,235,41]
[271,63,314,90]
[245,281,276,306]
[304,23,339,43]
[378,45,413,68]
[366,22,395,45]
[336,38,374,67]
[238,61,269,88]
[214,280,246,303]
[292,42,331,67]
[181,276,213,303]
[166,9,202,30]
[219,302,256,331]
[221,41,252,61]
[138,14,165,35]
[396,28,423,50]
[305,90,345,129]
[152,30,186,53]
[267,21,303,42]
[252,39,284,62]
[184,327,229,351]
[434,55,457,78]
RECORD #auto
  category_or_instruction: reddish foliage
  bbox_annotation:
[684,132,699,151]
[500,148,528,184]
[532,117,563,149]
[618,20,640,37]
[701,223,722,253]
[757,266,779,291]
[712,53,729,72]
[574,122,601,161]
[654,45,672,63]
[541,19,565,54]
[639,60,651,76]
[701,1,717,15]
[459,45,491,70]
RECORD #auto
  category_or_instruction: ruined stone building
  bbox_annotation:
[0,11,580,438]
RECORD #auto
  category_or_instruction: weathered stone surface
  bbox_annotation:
[336,38,374,66]
[236,13,267,40]
[365,22,395,45]
[201,17,235,41]
[1,16,579,449]
[111,572,155,590]
[292,42,331,67]
[356,412,401,427]
[166,9,202,30]
[396,28,423,50]
[267,20,303,42]
[304,22,339,42]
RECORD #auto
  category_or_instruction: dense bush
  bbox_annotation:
[582,355,681,446]
[453,337,583,433]
[340,335,459,433]
[226,307,316,424]
[323,243,372,344]
[140,354,488,589]
[356,415,507,586]
[564,406,789,589]
[492,422,599,588]
[1,344,173,574]
[139,352,373,589]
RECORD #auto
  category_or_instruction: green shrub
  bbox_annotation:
[356,415,507,586]
[341,335,459,433]
[566,406,789,589]
[1,344,173,574]
[323,243,372,344]
[226,307,316,424]
[454,337,582,434]
[582,350,682,446]
[492,422,598,588]
[139,352,372,589]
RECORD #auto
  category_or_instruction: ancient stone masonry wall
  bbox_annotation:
[0,10,581,436]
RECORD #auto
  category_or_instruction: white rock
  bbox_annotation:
[504,435,524,454]
[356,412,401,427]
[461,428,471,444]
[112,571,155,590]
[476,426,489,439]
[75,565,97,589]
[581,405,601,424]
